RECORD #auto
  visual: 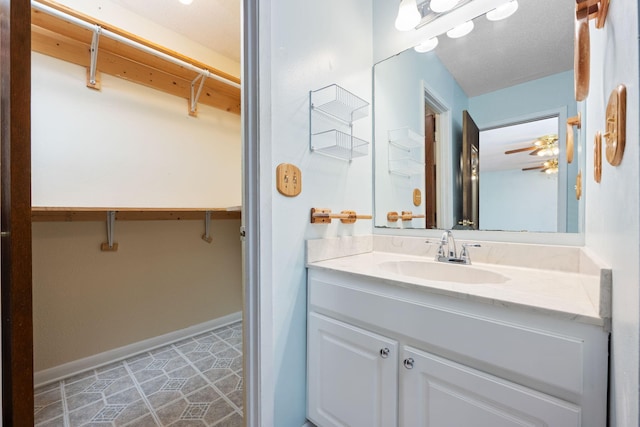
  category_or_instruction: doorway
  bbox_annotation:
[424,105,438,229]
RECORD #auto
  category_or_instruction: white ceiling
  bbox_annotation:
[110,0,241,64]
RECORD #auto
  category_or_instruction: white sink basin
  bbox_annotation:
[378,260,509,284]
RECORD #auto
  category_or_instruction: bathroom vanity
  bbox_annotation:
[306,236,610,427]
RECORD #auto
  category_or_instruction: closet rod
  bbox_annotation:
[30,0,241,90]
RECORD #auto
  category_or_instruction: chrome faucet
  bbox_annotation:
[438,230,457,259]
[434,230,481,264]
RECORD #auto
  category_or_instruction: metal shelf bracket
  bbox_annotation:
[87,24,102,90]
[189,72,209,117]
[201,210,213,243]
[100,210,118,251]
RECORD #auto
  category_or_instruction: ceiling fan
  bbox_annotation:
[505,134,559,157]
[522,158,559,174]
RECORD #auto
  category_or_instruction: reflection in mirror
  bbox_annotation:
[479,116,564,232]
[373,0,584,234]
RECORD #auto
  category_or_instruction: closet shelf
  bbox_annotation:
[30,0,241,115]
[31,207,241,222]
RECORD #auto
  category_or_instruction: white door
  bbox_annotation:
[400,346,581,427]
[308,312,398,427]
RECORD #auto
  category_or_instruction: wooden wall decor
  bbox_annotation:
[576,170,583,200]
[566,113,581,163]
[594,131,602,183]
[574,0,610,101]
[604,84,626,166]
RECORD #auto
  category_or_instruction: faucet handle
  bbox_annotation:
[460,243,481,264]
[426,239,446,260]
[462,243,481,248]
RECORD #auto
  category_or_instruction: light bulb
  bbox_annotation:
[179,0,193,4]
[486,0,518,21]
[430,0,460,13]
[414,37,439,53]
[552,146,559,155]
[446,20,474,38]
[395,0,422,32]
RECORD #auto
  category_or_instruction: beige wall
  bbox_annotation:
[32,219,242,372]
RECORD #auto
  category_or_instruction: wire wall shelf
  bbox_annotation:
[310,84,369,162]
[388,127,425,177]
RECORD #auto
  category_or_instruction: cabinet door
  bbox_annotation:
[308,313,398,427]
[400,346,581,427]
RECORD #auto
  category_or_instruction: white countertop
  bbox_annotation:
[307,251,609,327]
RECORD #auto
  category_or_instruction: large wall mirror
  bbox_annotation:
[373,0,586,237]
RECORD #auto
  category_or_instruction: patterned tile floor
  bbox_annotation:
[34,321,243,427]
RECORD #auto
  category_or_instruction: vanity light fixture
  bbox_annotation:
[486,0,518,21]
[430,0,460,13]
[395,0,422,31]
[414,37,439,53]
[446,20,474,38]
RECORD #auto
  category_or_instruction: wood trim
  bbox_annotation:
[1,0,34,423]
[31,0,241,115]
[31,207,242,222]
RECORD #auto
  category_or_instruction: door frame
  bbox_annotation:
[1,0,34,424]
[421,80,452,230]
[241,0,266,425]
[0,0,267,423]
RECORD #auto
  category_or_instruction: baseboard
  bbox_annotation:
[34,311,242,388]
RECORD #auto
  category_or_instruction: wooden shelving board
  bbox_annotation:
[31,0,241,115]
[32,207,241,222]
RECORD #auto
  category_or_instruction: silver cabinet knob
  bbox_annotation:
[403,358,414,369]
[379,348,390,359]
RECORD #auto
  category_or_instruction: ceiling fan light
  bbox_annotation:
[414,37,439,53]
[395,0,422,31]
[486,0,519,21]
[446,20,474,38]
[430,0,460,13]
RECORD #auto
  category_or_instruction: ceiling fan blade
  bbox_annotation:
[522,165,544,171]
[505,146,537,155]
[529,147,543,156]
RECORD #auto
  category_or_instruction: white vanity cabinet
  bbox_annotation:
[400,346,580,426]
[307,267,609,427]
[307,313,398,427]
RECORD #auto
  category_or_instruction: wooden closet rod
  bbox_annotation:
[30,0,241,90]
